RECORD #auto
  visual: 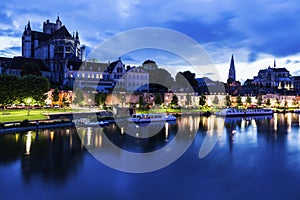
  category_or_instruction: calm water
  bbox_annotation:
[1,114,300,200]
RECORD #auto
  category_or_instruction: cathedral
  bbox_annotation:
[21,16,85,84]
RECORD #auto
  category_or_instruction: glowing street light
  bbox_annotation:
[88,98,91,111]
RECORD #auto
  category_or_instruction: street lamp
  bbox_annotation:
[26,98,32,116]
[88,98,91,111]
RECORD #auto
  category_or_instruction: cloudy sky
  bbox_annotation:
[1,0,300,82]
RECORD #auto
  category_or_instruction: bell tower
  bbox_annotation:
[228,54,236,81]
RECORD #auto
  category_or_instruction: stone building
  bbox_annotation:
[21,16,85,84]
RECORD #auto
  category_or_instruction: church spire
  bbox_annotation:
[228,54,236,81]
[274,59,276,68]
[27,20,31,30]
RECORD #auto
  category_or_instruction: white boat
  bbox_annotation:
[294,109,300,113]
[216,108,273,117]
[128,114,176,123]
[84,120,110,126]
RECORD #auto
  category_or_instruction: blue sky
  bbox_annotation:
[1,0,300,82]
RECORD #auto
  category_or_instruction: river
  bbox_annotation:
[1,113,300,200]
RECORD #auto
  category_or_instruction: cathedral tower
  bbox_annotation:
[228,54,236,81]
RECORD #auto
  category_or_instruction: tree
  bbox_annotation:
[22,75,50,105]
[236,95,242,107]
[276,98,280,108]
[171,94,178,107]
[20,62,42,76]
[293,98,298,107]
[142,59,158,70]
[212,95,219,106]
[0,75,21,107]
[284,100,288,108]
[266,98,271,107]
[175,71,198,88]
[73,88,84,105]
[138,94,146,108]
[154,93,162,105]
[0,74,49,108]
[95,92,107,106]
[257,95,263,107]
[52,87,60,103]
[148,68,174,92]
[225,95,231,107]
[185,94,192,107]
[120,93,126,107]
[246,96,252,106]
[199,94,206,107]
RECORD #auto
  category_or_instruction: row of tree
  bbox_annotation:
[0,74,50,107]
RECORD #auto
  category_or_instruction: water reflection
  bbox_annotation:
[77,121,179,153]
[0,127,85,185]
[1,114,300,190]
[25,132,32,155]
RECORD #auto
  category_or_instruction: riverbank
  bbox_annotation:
[0,119,74,134]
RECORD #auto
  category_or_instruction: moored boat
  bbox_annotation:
[128,114,176,123]
[82,120,110,126]
[216,108,273,117]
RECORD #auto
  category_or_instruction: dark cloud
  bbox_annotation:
[248,52,258,62]
[204,72,215,76]
[286,59,292,64]
[1,0,300,61]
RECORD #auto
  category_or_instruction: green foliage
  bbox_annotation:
[257,95,263,106]
[22,75,50,104]
[284,100,288,108]
[154,93,162,105]
[225,95,231,107]
[0,74,49,106]
[0,74,21,106]
[212,95,219,105]
[199,94,206,107]
[73,88,84,105]
[171,94,178,107]
[52,87,60,102]
[266,98,271,107]
[236,95,242,106]
[185,94,192,106]
[138,94,146,107]
[276,98,280,107]
[175,71,198,87]
[148,68,174,92]
[62,96,69,107]
[246,96,252,104]
[95,92,107,106]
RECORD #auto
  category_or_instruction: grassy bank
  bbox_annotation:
[0,108,74,123]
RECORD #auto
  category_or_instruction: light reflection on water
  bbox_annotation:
[1,114,300,199]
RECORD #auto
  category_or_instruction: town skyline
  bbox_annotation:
[1,0,300,82]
